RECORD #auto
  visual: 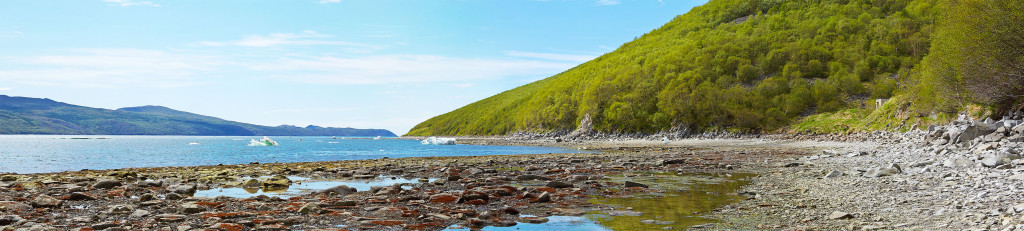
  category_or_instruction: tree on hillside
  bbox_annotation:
[922,0,1024,112]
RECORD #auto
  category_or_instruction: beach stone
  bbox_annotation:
[208,223,244,231]
[241,179,261,188]
[0,215,23,226]
[981,154,1006,168]
[317,185,356,196]
[824,170,844,178]
[92,221,120,230]
[92,179,122,189]
[943,157,974,168]
[0,201,31,212]
[130,209,151,218]
[179,203,205,214]
[298,203,320,214]
[532,192,551,203]
[624,181,649,188]
[520,216,549,224]
[864,164,901,178]
[154,214,186,223]
[165,193,184,200]
[68,192,97,201]
[107,204,133,215]
[139,180,163,187]
[460,191,489,203]
[514,175,550,181]
[429,193,458,204]
[958,123,998,143]
[167,184,196,195]
[660,159,687,166]
[262,175,292,188]
[828,211,854,220]
[0,175,16,182]
[544,181,573,189]
[30,195,62,208]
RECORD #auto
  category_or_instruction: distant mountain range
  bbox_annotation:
[0,95,396,136]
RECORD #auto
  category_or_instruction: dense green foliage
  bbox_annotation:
[0,95,396,136]
[910,0,1024,114]
[409,0,944,136]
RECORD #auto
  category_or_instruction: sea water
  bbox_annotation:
[0,135,585,174]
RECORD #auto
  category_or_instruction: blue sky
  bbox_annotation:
[0,0,707,135]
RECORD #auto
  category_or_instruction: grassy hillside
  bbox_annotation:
[0,95,396,136]
[409,0,944,136]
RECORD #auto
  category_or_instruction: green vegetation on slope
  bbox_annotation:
[410,0,943,136]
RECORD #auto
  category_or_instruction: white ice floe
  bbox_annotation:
[421,137,456,145]
[249,136,279,146]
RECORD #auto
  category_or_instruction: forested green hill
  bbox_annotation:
[409,0,950,136]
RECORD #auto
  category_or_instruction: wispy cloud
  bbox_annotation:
[200,30,377,50]
[504,51,596,63]
[0,88,11,91]
[264,107,354,114]
[317,0,341,3]
[249,55,575,85]
[595,0,621,6]
[103,0,160,7]
[0,49,221,88]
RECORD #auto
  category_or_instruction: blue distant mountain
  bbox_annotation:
[0,95,396,136]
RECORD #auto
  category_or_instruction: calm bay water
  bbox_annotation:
[0,135,584,174]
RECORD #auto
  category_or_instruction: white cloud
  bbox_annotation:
[595,0,621,6]
[249,54,575,85]
[317,0,341,3]
[103,0,160,7]
[201,31,376,49]
[0,49,221,88]
[504,51,596,63]
[0,88,10,91]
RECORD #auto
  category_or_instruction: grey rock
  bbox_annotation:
[533,192,551,203]
[544,181,573,189]
[107,204,133,214]
[0,215,23,226]
[241,179,261,188]
[92,179,122,189]
[262,175,292,188]
[981,154,1005,168]
[298,203,320,214]
[828,211,854,220]
[165,193,184,200]
[167,184,196,195]
[179,203,205,214]
[317,185,356,196]
[129,209,151,218]
[30,195,62,208]
[824,170,844,178]
[943,157,974,168]
[68,192,97,201]
[957,122,998,143]
[514,175,551,181]
[864,164,901,178]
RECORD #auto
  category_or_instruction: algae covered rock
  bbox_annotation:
[262,175,292,188]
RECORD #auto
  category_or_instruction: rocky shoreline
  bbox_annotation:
[3,116,1022,230]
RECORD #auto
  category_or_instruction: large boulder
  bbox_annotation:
[92,179,122,189]
[956,122,998,143]
[317,185,356,196]
[262,175,292,189]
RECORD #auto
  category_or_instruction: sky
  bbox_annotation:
[0,0,708,135]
